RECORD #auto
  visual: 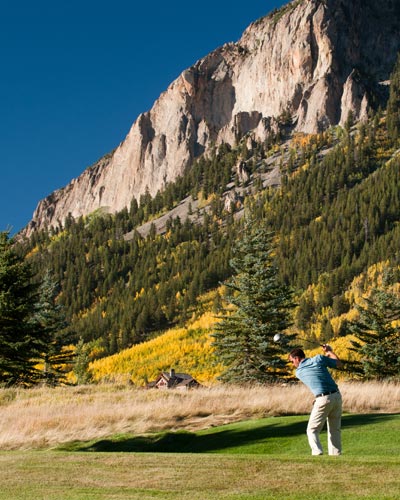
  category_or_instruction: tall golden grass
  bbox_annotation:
[0,381,398,450]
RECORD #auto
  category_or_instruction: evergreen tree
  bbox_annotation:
[0,232,46,386]
[73,338,93,384]
[387,52,400,144]
[320,317,334,344]
[348,287,400,380]
[212,220,295,383]
[295,294,316,330]
[35,270,73,385]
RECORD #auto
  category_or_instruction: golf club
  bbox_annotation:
[273,333,321,348]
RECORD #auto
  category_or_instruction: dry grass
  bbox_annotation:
[0,381,398,450]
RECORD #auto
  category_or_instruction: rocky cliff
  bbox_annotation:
[24,0,400,235]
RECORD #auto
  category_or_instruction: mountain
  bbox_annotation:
[18,39,400,362]
[23,0,400,236]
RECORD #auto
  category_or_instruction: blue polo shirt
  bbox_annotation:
[295,355,339,396]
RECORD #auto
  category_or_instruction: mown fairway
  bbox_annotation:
[1,413,399,500]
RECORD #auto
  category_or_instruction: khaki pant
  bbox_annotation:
[307,391,342,455]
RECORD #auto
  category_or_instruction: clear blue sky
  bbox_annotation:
[1,0,287,235]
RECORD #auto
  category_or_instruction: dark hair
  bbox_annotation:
[289,348,306,359]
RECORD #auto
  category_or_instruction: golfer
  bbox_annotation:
[289,345,342,456]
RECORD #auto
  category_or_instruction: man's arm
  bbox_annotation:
[322,344,343,369]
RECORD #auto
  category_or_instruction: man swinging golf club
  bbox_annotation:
[289,344,343,456]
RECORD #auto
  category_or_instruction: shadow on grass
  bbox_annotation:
[70,419,305,453]
[63,413,398,454]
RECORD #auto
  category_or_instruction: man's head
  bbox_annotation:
[289,347,306,368]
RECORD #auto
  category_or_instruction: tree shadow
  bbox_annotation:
[65,413,398,454]
[72,418,305,453]
[341,412,397,428]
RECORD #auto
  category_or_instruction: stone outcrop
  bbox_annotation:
[23,0,400,235]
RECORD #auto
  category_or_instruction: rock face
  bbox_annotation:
[24,0,400,235]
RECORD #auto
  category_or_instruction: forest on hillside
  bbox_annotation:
[14,54,400,363]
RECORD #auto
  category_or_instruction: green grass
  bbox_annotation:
[1,413,399,500]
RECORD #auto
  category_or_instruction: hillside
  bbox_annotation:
[87,310,223,386]
[10,14,399,383]
[14,54,400,383]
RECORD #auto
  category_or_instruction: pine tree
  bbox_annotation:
[0,232,46,386]
[73,338,92,384]
[387,52,400,144]
[212,220,295,383]
[35,270,73,385]
[348,287,400,380]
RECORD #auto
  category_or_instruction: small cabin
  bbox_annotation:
[149,368,201,390]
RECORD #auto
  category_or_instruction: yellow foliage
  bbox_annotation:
[66,371,77,385]
[90,345,107,360]
[196,286,226,311]
[343,260,400,308]
[188,311,220,330]
[330,316,344,335]
[197,192,216,208]
[84,256,400,388]
[25,246,39,259]
[310,322,322,340]
[89,311,224,386]
[305,335,361,380]
[135,288,145,300]
[50,230,67,244]
[345,307,360,323]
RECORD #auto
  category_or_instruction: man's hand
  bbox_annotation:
[322,344,343,368]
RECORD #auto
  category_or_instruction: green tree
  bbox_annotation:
[320,317,334,344]
[295,293,316,330]
[0,232,46,386]
[35,270,73,385]
[387,52,400,144]
[212,221,295,383]
[73,338,93,384]
[348,287,400,380]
